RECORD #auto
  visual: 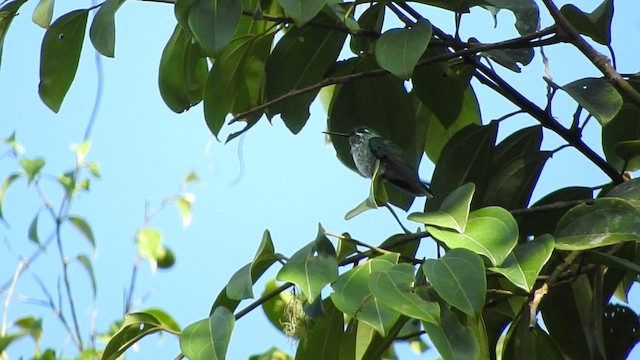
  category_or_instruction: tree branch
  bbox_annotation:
[540,0,640,109]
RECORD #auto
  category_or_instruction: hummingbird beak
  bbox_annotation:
[323,131,350,138]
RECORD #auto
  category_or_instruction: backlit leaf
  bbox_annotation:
[489,234,554,292]
[180,307,234,360]
[89,0,126,57]
[409,182,475,233]
[374,19,431,80]
[562,77,622,126]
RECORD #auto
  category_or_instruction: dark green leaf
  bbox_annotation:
[428,206,518,266]
[428,122,497,211]
[416,0,484,13]
[32,0,54,28]
[76,254,97,297]
[369,264,440,324]
[422,303,479,359]
[482,47,534,73]
[103,309,181,360]
[602,304,640,359]
[0,0,28,70]
[159,25,208,113]
[555,198,640,250]
[489,234,554,292]
[204,32,273,137]
[67,215,96,249]
[484,0,540,35]
[266,15,346,134]
[276,225,337,302]
[603,101,640,171]
[374,19,431,80]
[28,212,40,245]
[180,307,234,360]
[19,158,45,184]
[330,253,400,335]
[177,0,241,57]
[585,250,640,276]
[409,182,475,233]
[501,307,564,360]
[278,0,326,26]
[423,248,486,318]
[614,140,640,164]
[560,0,613,45]
[294,300,343,360]
[607,177,640,205]
[349,3,384,55]
[89,0,125,57]
[39,9,89,112]
[562,77,622,126]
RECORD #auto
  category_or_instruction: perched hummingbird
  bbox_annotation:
[324,126,434,198]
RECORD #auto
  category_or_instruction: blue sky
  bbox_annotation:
[1,0,639,359]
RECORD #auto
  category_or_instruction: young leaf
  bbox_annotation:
[276,225,337,302]
[39,9,89,112]
[67,216,96,249]
[32,0,54,28]
[175,193,195,228]
[0,173,20,222]
[374,19,432,80]
[19,158,45,184]
[489,234,554,292]
[408,182,475,233]
[136,227,163,272]
[76,254,97,297]
[423,248,486,318]
[28,212,41,245]
[180,307,234,360]
[89,0,126,57]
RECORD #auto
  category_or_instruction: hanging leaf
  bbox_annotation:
[0,173,20,222]
[0,0,28,70]
[560,0,613,45]
[374,19,432,80]
[76,254,97,297]
[67,216,96,249]
[89,0,126,57]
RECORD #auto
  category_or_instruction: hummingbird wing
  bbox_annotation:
[369,137,434,198]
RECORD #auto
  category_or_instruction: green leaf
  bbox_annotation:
[428,122,497,211]
[560,0,613,45]
[13,316,43,345]
[39,9,89,112]
[278,0,326,26]
[159,25,208,113]
[413,48,465,128]
[249,347,293,360]
[501,308,564,360]
[606,177,640,204]
[32,0,54,28]
[369,264,440,324]
[561,77,622,126]
[345,160,387,220]
[182,0,241,57]
[428,206,518,266]
[136,227,163,272]
[180,307,234,360]
[226,231,278,300]
[67,215,96,249]
[408,182,475,233]
[261,279,294,335]
[484,0,540,35]
[585,250,640,276]
[330,253,400,335]
[103,309,181,360]
[276,225,337,301]
[603,96,640,171]
[374,19,431,80]
[422,302,479,359]
[294,299,344,360]
[19,158,45,184]
[614,140,640,164]
[204,32,273,137]
[602,304,640,359]
[28,212,41,245]
[489,234,554,292]
[76,254,97,297]
[423,248,486,318]
[265,15,346,134]
[89,0,125,57]
[71,140,91,165]
[0,0,28,70]
[175,192,195,227]
[555,197,640,250]
[0,173,20,222]
[482,47,533,73]
[349,3,384,55]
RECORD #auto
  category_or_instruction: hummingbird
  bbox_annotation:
[324,126,434,198]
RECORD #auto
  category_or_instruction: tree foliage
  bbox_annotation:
[2,0,640,359]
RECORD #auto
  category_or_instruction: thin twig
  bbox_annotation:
[234,282,294,320]
[510,199,593,216]
[1,260,26,336]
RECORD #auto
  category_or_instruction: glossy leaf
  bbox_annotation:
[76,254,97,297]
[205,32,274,137]
[278,0,326,26]
[423,303,479,359]
[226,231,277,300]
[489,234,554,292]
[67,215,96,249]
[555,198,640,250]
[369,263,440,324]
[423,248,486,318]
[294,300,343,360]
[103,309,181,360]
[32,0,54,28]
[374,19,431,80]
[212,230,278,314]
[276,225,337,302]
[560,0,613,45]
[89,0,126,57]
[562,77,622,126]
[408,182,475,233]
[39,9,89,112]
[429,122,497,211]
[330,253,400,335]
[0,0,28,69]
[19,158,45,184]
[428,206,518,266]
[159,25,208,113]
[265,15,346,134]
[0,173,20,222]
[181,307,234,360]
